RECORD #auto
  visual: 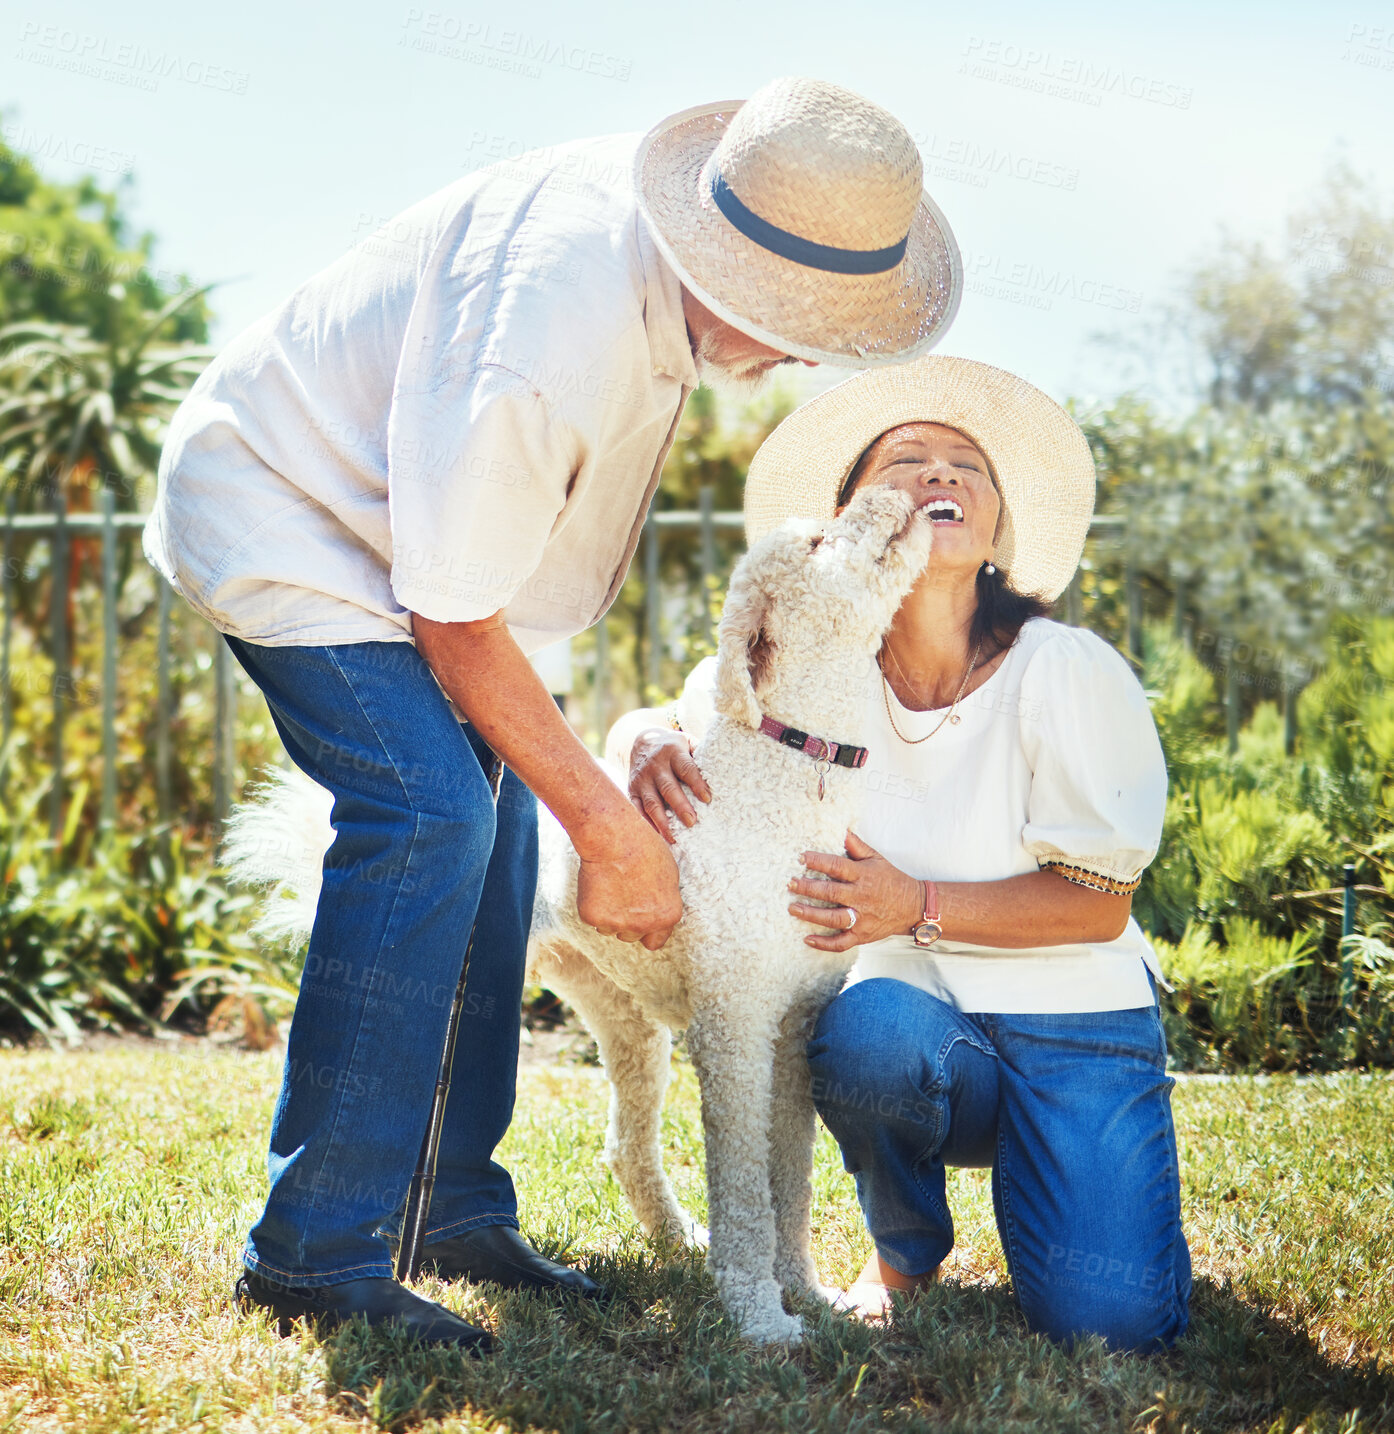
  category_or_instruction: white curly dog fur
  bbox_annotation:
[226,485,932,1344]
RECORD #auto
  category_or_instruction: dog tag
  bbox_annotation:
[815,757,830,800]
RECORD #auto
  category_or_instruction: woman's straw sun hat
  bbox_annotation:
[635,76,962,368]
[743,356,1098,602]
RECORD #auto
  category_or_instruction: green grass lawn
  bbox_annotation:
[2,1045,1392,1433]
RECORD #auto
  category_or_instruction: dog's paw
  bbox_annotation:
[682,1218,710,1250]
[743,1309,805,1346]
[649,1211,708,1249]
[713,1272,804,1345]
[773,1256,821,1296]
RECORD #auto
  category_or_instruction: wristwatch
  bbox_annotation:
[910,879,943,948]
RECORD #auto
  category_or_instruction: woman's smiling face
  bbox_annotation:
[837,422,1000,575]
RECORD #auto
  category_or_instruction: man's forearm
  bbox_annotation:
[411,612,631,859]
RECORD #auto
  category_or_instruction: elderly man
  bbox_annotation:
[144,76,960,1348]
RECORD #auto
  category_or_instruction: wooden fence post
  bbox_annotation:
[1125,560,1143,665]
[1064,570,1082,627]
[644,518,661,700]
[49,489,69,843]
[212,633,236,835]
[100,488,119,830]
[1,494,13,795]
[592,612,610,748]
[698,485,716,649]
[1340,861,1358,1024]
[155,580,173,862]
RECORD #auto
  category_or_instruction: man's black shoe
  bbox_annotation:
[417,1224,603,1298]
[235,1269,494,1350]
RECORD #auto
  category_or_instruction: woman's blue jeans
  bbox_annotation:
[224,636,538,1287]
[807,977,1191,1351]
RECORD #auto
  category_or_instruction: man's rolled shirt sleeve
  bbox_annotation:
[388,363,581,623]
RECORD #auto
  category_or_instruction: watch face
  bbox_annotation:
[912,920,942,948]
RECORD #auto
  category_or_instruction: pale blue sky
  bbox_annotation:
[3,0,1389,409]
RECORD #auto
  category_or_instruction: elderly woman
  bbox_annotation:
[623,356,1190,1352]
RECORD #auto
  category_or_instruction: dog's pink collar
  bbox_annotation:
[758,716,868,771]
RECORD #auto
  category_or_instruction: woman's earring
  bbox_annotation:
[984,559,997,575]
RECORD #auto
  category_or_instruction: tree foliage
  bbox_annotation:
[0,297,212,514]
[1084,164,1394,712]
[0,131,209,343]
[1112,163,1394,409]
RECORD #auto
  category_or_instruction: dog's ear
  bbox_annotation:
[713,521,823,727]
[713,561,771,729]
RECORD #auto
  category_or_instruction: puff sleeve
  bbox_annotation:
[1017,627,1167,894]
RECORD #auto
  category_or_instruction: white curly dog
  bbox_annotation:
[227,484,932,1344]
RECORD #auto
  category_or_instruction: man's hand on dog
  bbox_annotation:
[629,728,712,844]
[788,831,922,952]
[576,821,684,949]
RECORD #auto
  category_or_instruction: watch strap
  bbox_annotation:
[921,879,940,925]
[911,879,943,948]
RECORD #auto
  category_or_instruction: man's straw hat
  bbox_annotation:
[635,77,962,368]
[744,356,1097,602]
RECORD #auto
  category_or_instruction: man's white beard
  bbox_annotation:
[692,328,788,400]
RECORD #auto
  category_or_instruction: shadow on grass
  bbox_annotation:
[314,1253,1394,1434]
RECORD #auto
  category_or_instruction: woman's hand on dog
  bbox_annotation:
[629,729,712,844]
[788,831,923,951]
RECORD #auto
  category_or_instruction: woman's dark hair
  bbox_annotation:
[969,563,1053,659]
[837,432,1054,660]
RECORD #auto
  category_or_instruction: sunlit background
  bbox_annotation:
[4,14,1394,1422]
[0,2,1391,1070]
[5,0,1389,404]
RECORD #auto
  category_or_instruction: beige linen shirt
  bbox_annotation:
[143,134,698,654]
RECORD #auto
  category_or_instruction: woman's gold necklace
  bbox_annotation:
[880,637,984,744]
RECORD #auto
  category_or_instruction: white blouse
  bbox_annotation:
[633,618,1168,1015]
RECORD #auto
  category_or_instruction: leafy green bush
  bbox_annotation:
[1139,617,1394,1069]
[0,769,286,1045]
[4,589,1393,1072]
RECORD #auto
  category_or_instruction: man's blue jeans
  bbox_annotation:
[224,636,538,1287]
[807,977,1191,1351]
